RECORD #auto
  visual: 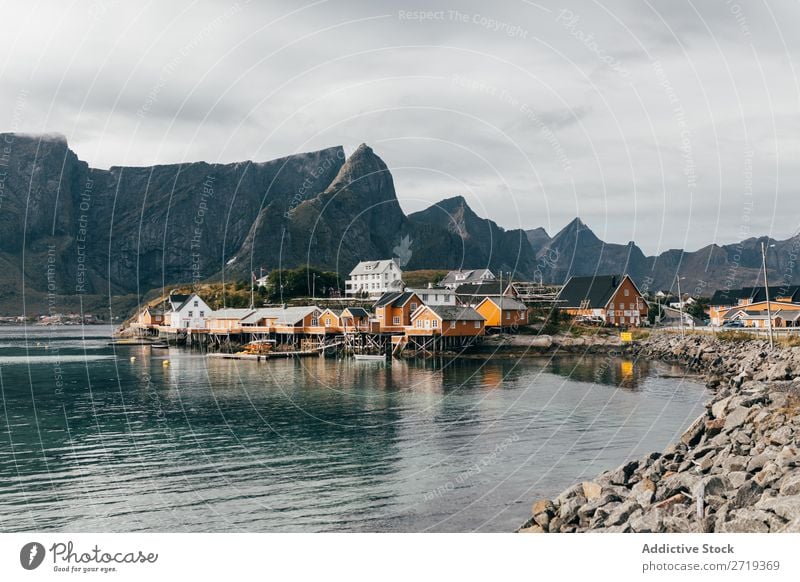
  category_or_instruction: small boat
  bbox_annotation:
[354,353,386,362]
[150,343,170,349]
[239,339,276,355]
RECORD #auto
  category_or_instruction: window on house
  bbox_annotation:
[474,321,481,328]
[311,318,319,326]
[630,303,635,310]
[200,311,205,317]
[432,319,438,328]
[325,318,331,326]
[194,300,199,307]
[416,320,423,328]
[505,312,510,320]
[188,311,193,317]
[624,289,629,297]
[410,302,417,311]
[393,316,400,325]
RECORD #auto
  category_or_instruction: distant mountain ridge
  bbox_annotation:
[0,132,795,315]
[526,218,800,296]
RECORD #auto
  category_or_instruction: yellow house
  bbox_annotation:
[475,296,528,328]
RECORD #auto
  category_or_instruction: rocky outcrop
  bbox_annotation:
[0,134,549,314]
[518,333,800,533]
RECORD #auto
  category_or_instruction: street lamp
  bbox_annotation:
[762,241,776,348]
[676,275,686,338]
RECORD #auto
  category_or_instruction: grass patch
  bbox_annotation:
[716,330,756,342]
[777,334,800,347]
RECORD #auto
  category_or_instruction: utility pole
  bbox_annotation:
[762,241,774,348]
[312,273,317,301]
[250,271,255,309]
[676,275,685,338]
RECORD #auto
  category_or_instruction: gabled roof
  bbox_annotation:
[776,309,800,321]
[708,286,800,306]
[374,291,420,308]
[144,306,165,316]
[349,259,399,276]
[440,269,496,286]
[342,307,370,317]
[166,294,190,310]
[556,274,633,309]
[273,306,320,325]
[477,296,527,311]
[414,305,485,321]
[240,306,320,325]
[172,293,210,312]
[320,308,342,317]
[407,286,455,296]
[209,308,254,319]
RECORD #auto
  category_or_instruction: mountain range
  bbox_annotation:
[0,132,796,314]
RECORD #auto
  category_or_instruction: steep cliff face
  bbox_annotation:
[231,144,408,274]
[0,133,345,310]
[407,196,539,276]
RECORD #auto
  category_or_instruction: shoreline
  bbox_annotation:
[517,332,800,533]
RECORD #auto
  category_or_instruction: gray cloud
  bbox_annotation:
[1,0,798,254]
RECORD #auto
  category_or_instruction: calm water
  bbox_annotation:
[0,325,707,532]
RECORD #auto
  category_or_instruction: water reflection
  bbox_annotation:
[0,328,708,533]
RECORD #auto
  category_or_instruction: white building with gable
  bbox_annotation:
[345,259,403,297]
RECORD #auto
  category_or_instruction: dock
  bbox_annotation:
[207,350,321,360]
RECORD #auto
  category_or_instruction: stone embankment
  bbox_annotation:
[518,332,800,533]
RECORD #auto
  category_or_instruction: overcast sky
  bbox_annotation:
[2,0,799,254]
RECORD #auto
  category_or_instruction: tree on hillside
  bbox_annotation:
[265,266,342,301]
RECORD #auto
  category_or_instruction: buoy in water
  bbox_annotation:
[130,356,136,362]
[162,360,170,366]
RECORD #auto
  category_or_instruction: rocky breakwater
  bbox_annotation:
[518,333,800,533]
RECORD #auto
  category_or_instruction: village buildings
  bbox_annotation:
[556,274,647,327]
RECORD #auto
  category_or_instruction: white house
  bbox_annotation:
[345,259,403,297]
[407,286,456,306]
[168,293,213,329]
[440,269,496,289]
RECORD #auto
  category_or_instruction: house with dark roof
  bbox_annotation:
[408,305,486,337]
[708,286,800,325]
[135,306,166,327]
[341,307,371,332]
[167,293,213,329]
[374,291,423,332]
[556,274,647,327]
[475,296,529,328]
[454,281,517,307]
[440,269,496,289]
[718,301,800,328]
